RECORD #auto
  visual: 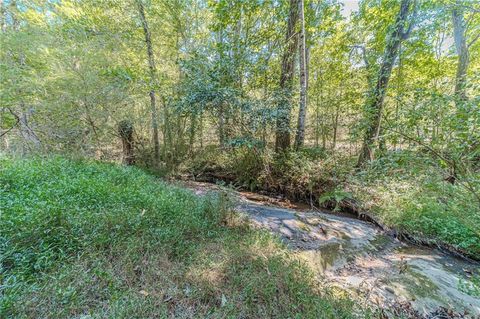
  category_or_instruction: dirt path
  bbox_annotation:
[182,181,480,318]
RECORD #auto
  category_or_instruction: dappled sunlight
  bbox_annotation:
[2,0,480,316]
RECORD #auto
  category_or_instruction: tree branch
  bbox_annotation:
[0,117,19,138]
[0,107,20,137]
[468,32,480,48]
[401,0,418,40]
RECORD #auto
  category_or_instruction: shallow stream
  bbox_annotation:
[184,181,480,317]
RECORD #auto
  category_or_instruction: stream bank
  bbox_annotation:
[186,173,479,262]
[181,180,480,318]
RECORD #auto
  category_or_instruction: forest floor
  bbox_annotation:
[182,180,480,318]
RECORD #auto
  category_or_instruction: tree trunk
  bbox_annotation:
[452,2,469,106]
[357,0,415,167]
[332,107,339,150]
[216,29,227,147]
[137,0,160,161]
[18,109,41,152]
[0,0,6,33]
[314,107,319,148]
[189,112,196,155]
[294,0,307,150]
[275,0,299,152]
[218,102,225,146]
[199,114,204,149]
[118,120,135,165]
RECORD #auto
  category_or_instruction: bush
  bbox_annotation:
[349,151,480,258]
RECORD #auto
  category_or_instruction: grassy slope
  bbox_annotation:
[0,157,363,319]
[348,152,480,259]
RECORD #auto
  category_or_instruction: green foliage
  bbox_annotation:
[299,146,328,161]
[0,156,226,280]
[186,147,336,201]
[350,151,480,259]
[459,272,480,297]
[318,189,353,211]
[0,156,362,318]
[0,112,16,130]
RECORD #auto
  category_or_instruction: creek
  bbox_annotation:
[183,181,480,317]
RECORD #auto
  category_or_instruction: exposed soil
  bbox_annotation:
[184,173,479,261]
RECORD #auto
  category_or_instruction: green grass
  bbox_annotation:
[349,151,480,259]
[0,156,363,318]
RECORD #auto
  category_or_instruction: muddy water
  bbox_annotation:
[184,181,480,317]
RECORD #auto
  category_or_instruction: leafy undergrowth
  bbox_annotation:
[182,145,339,200]
[183,147,480,259]
[0,156,366,318]
[348,151,480,259]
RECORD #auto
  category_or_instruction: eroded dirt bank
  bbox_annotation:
[182,181,480,318]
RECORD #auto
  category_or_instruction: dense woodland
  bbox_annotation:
[1,0,480,317]
[1,0,478,165]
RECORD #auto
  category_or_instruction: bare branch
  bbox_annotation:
[401,0,418,40]
[350,45,370,69]
[468,32,480,48]
[0,107,20,137]
[0,111,19,138]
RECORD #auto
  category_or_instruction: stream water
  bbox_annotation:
[183,181,480,318]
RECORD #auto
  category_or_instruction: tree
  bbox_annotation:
[357,0,416,167]
[452,1,468,106]
[0,0,6,33]
[275,0,299,152]
[294,0,307,150]
[118,120,135,165]
[452,0,479,106]
[136,0,160,161]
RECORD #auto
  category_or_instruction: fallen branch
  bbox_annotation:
[0,117,19,138]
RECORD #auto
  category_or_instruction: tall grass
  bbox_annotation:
[0,156,362,318]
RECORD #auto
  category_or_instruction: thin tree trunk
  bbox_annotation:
[332,106,339,150]
[0,0,6,33]
[163,103,172,162]
[189,112,196,155]
[137,0,160,161]
[393,42,403,149]
[451,1,480,168]
[234,9,243,90]
[452,2,469,106]
[357,0,416,167]
[294,0,307,150]
[199,114,204,149]
[1,1,7,148]
[275,0,299,152]
[331,116,336,150]
[314,106,319,148]
[216,29,227,147]
[218,102,225,146]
